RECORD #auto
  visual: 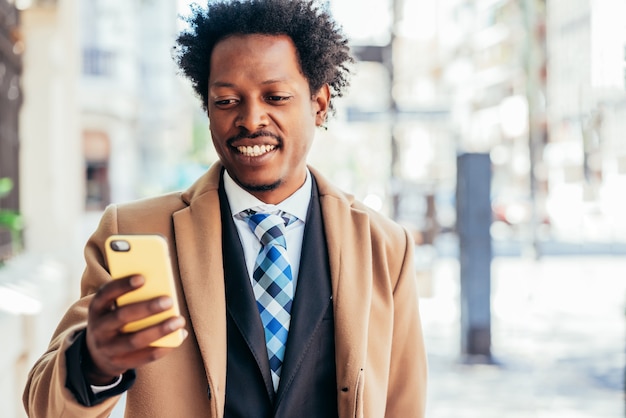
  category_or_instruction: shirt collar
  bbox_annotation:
[224,169,312,223]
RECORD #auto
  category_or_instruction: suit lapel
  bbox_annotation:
[275,176,333,405]
[219,182,275,401]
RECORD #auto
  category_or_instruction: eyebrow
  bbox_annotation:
[210,78,290,89]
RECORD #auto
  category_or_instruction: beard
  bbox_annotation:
[238,178,282,193]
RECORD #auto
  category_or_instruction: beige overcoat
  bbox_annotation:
[23,163,427,417]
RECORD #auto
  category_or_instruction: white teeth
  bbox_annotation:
[236,144,276,157]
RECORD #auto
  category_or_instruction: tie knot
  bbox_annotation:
[244,212,291,247]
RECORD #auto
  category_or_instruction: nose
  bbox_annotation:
[235,100,268,132]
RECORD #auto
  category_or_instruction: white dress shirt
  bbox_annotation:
[224,169,311,289]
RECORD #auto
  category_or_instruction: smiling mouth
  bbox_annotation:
[236,144,277,157]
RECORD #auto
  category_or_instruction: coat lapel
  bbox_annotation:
[309,167,373,418]
[172,164,228,415]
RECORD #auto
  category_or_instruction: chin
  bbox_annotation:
[239,178,282,193]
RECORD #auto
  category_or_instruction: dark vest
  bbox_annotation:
[219,175,338,418]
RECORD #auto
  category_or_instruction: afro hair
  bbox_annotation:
[173,0,354,114]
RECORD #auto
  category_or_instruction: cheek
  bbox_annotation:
[209,126,227,153]
[292,130,315,157]
[208,117,228,139]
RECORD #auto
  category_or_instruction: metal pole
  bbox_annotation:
[457,153,492,362]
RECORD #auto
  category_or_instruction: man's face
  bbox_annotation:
[208,34,329,204]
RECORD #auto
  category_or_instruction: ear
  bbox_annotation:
[312,84,331,126]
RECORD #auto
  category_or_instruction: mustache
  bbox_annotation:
[227,130,282,145]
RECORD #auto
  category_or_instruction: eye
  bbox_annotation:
[214,98,238,108]
[266,95,292,104]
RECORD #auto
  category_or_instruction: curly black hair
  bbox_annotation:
[173,0,354,114]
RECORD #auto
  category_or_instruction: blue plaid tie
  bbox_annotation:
[244,211,296,392]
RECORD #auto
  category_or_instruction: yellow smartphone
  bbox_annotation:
[104,234,184,348]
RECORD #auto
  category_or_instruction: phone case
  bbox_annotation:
[104,234,184,348]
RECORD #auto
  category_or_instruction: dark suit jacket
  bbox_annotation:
[220,173,338,417]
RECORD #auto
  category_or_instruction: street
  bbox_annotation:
[422,256,626,417]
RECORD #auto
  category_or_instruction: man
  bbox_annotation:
[24,0,427,417]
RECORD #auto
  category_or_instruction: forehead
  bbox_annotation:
[209,34,306,86]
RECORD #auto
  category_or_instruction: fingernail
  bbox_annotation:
[182,329,189,339]
[130,275,144,287]
[168,317,184,331]
[159,297,173,310]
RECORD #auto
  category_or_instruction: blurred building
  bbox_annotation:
[322,0,544,246]
[332,0,626,248]
[545,0,626,243]
[438,0,626,247]
[320,0,458,242]
[1,1,82,417]
[430,0,548,249]
[0,1,194,417]
[80,0,193,209]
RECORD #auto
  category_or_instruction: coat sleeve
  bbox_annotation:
[385,229,428,417]
[23,206,125,418]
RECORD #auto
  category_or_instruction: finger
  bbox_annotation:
[85,316,187,379]
[90,275,145,316]
[103,316,187,358]
[99,296,176,335]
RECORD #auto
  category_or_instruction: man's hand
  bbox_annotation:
[84,275,187,385]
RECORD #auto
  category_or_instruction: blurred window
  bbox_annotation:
[82,47,115,77]
[83,130,111,210]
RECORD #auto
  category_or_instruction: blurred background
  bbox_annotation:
[1,0,625,416]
